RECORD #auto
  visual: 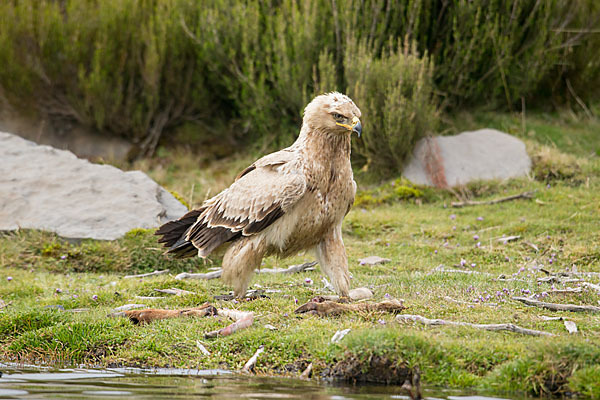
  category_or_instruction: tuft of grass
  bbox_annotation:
[354,178,430,208]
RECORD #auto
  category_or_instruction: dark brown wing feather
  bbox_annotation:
[156,150,305,258]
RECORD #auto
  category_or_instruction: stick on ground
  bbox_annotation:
[299,363,313,379]
[175,270,222,280]
[154,288,197,296]
[397,314,553,337]
[241,345,264,373]
[256,261,317,274]
[451,191,535,208]
[512,296,600,313]
[123,270,169,279]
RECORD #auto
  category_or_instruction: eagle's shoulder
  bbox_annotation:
[235,148,297,181]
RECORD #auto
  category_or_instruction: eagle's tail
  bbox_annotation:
[155,209,203,258]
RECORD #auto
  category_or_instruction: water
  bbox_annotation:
[0,365,520,399]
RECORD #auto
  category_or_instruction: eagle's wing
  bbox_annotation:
[156,149,306,257]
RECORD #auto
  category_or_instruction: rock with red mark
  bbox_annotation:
[403,129,531,188]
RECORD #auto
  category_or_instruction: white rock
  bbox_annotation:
[563,320,578,334]
[0,131,187,240]
[403,129,531,187]
[349,287,374,301]
[358,256,391,266]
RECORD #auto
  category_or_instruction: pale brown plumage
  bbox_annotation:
[156,92,362,297]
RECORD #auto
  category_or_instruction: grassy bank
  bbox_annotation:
[1,111,600,397]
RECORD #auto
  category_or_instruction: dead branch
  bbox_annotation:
[154,288,196,296]
[496,235,521,243]
[494,274,527,282]
[175,270,222,280]
[451,191,535,208]
[432,265,491,275]
[330,328,351,343]
[512,296,600,313]
[123,270,169,279]
[537,276,582,284]
[396,314,553,337]
[196,341,211,356]
[256,261,317,274]
[549,287,582,294]
[582,282,600,293]
[299,363,313,379]
[542,269,600,277]
[241,345,264,373]
[295,299,405,317]
[443,296,498,307]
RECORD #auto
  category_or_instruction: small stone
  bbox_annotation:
[349,287,373,301]
[357,256,391,266]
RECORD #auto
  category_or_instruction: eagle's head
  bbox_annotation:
[303,92,362,137]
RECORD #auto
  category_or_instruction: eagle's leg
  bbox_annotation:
[221,236,266,298]
[314,223,350,298]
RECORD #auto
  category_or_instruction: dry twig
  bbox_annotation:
[196,341,211,356]
[451,191,535,208]
[175,270,222,280]
[299,363,313,379]
[512,296,600,313]
[154,288,196,296]
[432,265,491,275]
[582,282,600,293]
[257,261,317,274]
[241,345,264,373]
[396,314,553,336]
[123,270,169,279]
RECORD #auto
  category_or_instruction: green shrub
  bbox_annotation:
[346,38,439,173]
[0,0,215,156]
[569,365,600,399]
[0,0,598,164]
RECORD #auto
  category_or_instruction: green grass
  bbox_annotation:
[1,111,600,397]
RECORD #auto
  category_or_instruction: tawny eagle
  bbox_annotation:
[156,92,362,297]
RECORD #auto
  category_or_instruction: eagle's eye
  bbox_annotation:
[331,113,345,121]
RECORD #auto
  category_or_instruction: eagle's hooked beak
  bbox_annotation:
[336,116,362,137]
[352,117,362,137]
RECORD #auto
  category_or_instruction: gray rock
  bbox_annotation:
[403,129,531,187]
[0,131,187,240]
